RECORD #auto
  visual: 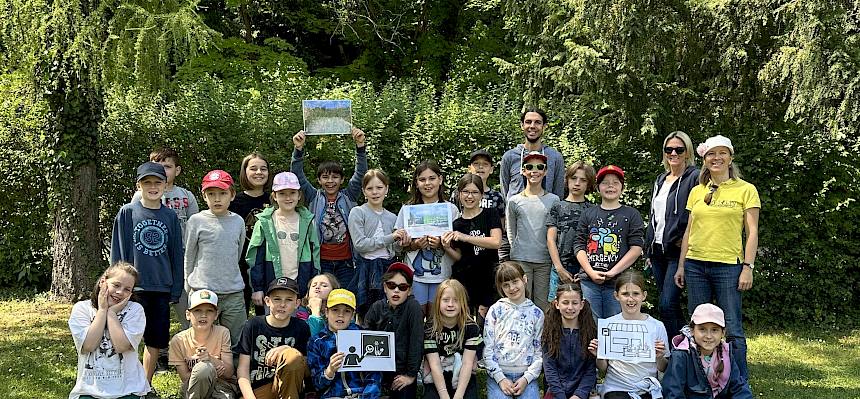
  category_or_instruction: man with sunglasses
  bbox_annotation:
[500,107,566,200]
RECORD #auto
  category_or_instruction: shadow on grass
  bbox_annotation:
[751,362,860,398]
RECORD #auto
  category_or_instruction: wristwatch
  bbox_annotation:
[741,262,754,270]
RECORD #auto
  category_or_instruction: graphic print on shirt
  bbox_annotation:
[496,311,537,364]
[134,218,169,256]
[251,335,297,383]
[412,248,444,276]
[82,309,129,383]
[244,207,265,240]
[586,214,623,271]
[322,201,348,244]
[469,229,485,256]
[163,196,191,213]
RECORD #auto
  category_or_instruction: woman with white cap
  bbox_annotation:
[673,135,759,383]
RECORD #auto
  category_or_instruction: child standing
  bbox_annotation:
[394,160,459,313]
[168,289,238,399]
[442,173,502,318]
[235,278,312,399]
[184,170,247,349]
[541,283,597,399]
[364,262,425,399]
[348,169,401,318]
[483,261,544,399]
[546,162,596,301]
[291,129,368,293]
[423,279,483,399]
[587,271,669,399]
[229,153,272,312]
[506,151,560,310]
[308,289,383,399]
[574,165,645,319]
[69,262,149,399]
[662,304,752,399]
[111,161,184,386]
[247,172,321,315]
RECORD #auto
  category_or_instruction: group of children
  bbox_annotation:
[69,128,751,399]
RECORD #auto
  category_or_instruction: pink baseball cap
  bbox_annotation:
[691,303,725,327]
[201,170,234,191]
[272,172,301,192]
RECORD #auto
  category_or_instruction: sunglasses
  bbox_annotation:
[523,163,546,171]
[384,281,411,291]
[663,146,686,154]
[704,184,719,206]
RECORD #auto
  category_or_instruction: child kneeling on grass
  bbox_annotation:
[236,277,311,399]
[168,289,238,399]
[308,289,383,399]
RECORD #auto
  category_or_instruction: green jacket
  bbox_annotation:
[246,206,320,293]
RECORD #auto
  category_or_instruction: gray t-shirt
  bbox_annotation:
[506,192,560,263]
[132,185,199,243]
[183,210,246,294]
[546,200,594,267]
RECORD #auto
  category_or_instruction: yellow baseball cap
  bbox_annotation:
[327,289,356,310]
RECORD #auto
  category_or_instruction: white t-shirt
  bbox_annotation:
[364,210,391,260]
[68,300,149,399]
[275,211,300,279]
[395,202,460,284]
[600,314,670,395]
[652,179,675,245]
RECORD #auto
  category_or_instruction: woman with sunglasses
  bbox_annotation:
[644,131,699,339]
[364,262,424,399]
[674,135,760,383]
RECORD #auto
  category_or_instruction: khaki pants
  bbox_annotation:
[252,347,308,399]
[182,362,239,399]
[519,260,551,311]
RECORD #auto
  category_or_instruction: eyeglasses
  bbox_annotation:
[523,164,546,171]
[460,190,482,197]
[704,184,718,206]
[663,146,686,155]
[384,281,411,291]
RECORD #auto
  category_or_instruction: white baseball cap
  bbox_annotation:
[188,289,219,310]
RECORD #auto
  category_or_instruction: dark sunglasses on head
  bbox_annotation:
[384,281,411,291]
[704,184,719,206]
[663,146,686,154]
[523,163,547,171]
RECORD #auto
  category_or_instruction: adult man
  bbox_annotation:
[500,107,566,199]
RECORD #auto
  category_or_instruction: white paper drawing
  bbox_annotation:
[336,330,396,372]
[302,100,353,135]
[597,318,656,363]
[402,203,453,237]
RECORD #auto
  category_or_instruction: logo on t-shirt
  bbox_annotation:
[134,219,169,257]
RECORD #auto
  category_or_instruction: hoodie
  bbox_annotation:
[645,165,699,256]
[662,327,752,399]
[482,297,544,384]
[246,206,320,297]
[308,322,383,399]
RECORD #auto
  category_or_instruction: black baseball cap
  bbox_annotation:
[469,149,493,164]
[136,162,167,182]
[266,277,300,295]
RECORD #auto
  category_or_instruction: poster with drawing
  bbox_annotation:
[302,99,353,135]
[597,318,656,363]
[402,203,453,237]
[336,330,395,372]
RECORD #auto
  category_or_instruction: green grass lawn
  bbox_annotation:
[1,293,858,398]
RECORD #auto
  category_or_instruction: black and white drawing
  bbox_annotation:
[336,330,396,371]
[597,318,656,363]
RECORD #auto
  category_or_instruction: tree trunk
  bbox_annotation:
[48,80,103,302]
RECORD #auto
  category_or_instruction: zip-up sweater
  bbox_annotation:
[246,206,320,297]
[483,297,544,384]
[348,203,398,257]
[308,322,383,399]
[542,328,597,399]
[290,146,368,258]
[645,165,699,256]
[500,143,566,199]
[363,295,424,378]
[663,330,752,399]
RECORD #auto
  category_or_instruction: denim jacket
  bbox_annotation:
[308,322,382,399]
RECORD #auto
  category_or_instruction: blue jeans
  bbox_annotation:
[650,243,686,338]
[321,259,356,293]
[580,278,620,320]
[684,258,748,381]
[486,371,539,399]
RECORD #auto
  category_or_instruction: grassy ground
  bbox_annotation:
[1,293,858,399]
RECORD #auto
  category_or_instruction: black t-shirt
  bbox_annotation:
[452,209,502,274]
[235,316,310,389]
[423,320,483,358]
[229,191,271,241]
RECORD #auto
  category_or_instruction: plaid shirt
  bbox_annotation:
[308,322,383,399]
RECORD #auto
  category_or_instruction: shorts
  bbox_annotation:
[134,291,171,349]
[412,281,439,305]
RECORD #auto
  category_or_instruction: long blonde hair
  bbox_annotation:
[429,279,472,350]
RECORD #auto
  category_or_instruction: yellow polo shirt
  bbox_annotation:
[686,178,760,264]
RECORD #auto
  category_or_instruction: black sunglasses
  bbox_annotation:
[384,281,411,291]
[523,164,547,171]
[663,146,686,154]
[704,184,718,206]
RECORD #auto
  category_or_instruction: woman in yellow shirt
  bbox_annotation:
[673,135,760,384]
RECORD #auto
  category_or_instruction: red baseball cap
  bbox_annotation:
[596,165,625,185]
[386,262,414,285]
[522,151,548,164]
[202,170,234,191]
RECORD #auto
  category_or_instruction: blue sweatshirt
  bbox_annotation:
[110,201,184,301]
[308,322,383,399]
[645,165,699,256]
[542,328,597,399]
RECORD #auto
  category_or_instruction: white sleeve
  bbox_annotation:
[121,302,147,351]
[68,301,94,353]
